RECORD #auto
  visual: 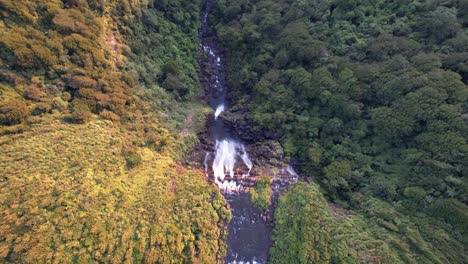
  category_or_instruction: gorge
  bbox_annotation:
[0,0,466,263]
[199,1,272,262]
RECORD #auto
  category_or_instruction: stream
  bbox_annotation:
[199,1,272,263]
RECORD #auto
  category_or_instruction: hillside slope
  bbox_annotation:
[0,0,230,263]
[0,120,229,263]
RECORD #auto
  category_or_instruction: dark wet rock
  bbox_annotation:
[220,110,269,143]
[246,140,284,165]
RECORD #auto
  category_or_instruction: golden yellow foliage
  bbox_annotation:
[0,99,29,125]
[0,120,229,263]
[0,1,221,262]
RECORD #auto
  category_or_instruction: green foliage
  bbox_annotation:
[270,183,332,264]
[71,103,92,123]
[0,1,221,262]
[419,6,461,43]
[212,0,467,262]
[429,199,468,235]
[272,183,464,263]
[0,0,204,132]
[125,152,142,169]
[322,160,351,199]
[1,0,466,262]
[250,175,272,209]
[125,2,202,102]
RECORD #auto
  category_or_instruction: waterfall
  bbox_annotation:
[211,139,253,193]
[239,145,253,177]
[213,140,237,180]
[214,103,225,119]
[200,0,253,193]
[203,152,210,176]
[286,165,298,178]
[199,1,271,263]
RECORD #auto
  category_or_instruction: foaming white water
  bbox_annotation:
[214,104,225,119]
[213,140,237,181]
[218,180,241,193]
[228,259,262,264]
[286,165,298,178]
[203,152,210,177]
[212,139,253,192]
[239,145,253,177]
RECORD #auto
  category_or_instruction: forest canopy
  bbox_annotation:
[210,0,468,263]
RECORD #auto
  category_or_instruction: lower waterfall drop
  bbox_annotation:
[211,139,253,193]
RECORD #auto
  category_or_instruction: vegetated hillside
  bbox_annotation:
[0,121,229,263]
[0,0,230,262]
[210,0,468,263]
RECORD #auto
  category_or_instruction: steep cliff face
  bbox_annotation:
[0,1,231,263]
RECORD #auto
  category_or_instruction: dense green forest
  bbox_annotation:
[210,0,467,263]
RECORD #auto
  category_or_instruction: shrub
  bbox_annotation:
[52,8,91,36]
[30,44,58,66]
[0,99,29,125]
[24,85,43,101]
[403,186,427,202]
[68,75,98,89]
[429,199,468,233]
[125,152,142,169]
[99,109,121,122]
[250,175,272,209]
[71,103,92,123]
[14,47,35,67]
[32,103,51,116]
[270,183,332,263]
[61,91,72,101]
[322,160,352,199]
[161,73,189,99]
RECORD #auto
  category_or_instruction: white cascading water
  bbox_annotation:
[203,152,210,176]
[209,137,253,193]
[286,165,298,179]
[201,35,254,193]
[239,145,253,177]
[213,139,237,181]
[214,103,225,119]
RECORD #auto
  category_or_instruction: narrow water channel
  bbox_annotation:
[199,1,272,263]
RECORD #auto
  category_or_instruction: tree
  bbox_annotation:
[250,175,272,209]
[420,7,461,43]
[322,160,352,199]
[71,103,92,123]
[270,183,332,264]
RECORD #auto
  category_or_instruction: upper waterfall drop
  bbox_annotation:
[214,104,225,119]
